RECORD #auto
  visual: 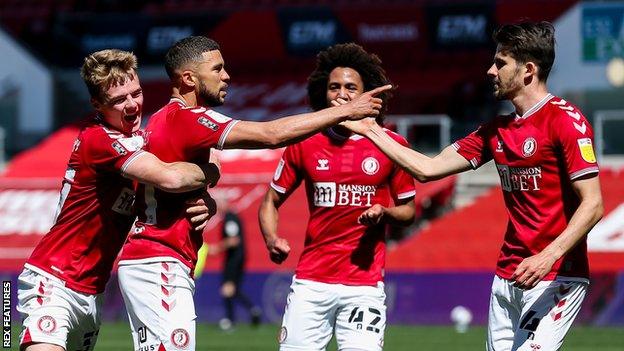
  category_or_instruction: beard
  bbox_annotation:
[198,80,224,107]
[492,84,507,101]
[492,67,523,100]
[493,77,522,100]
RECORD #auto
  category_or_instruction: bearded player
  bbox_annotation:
[116,36,390,351]
[343,22,603,351]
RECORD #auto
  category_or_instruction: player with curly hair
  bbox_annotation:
[259,43,416,351]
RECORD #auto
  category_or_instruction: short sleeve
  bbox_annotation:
[82,131,145,173]
[552,109,599,180]
[177,108,239,156]
[452,122,494,169]
[270,144,302,194]
[389,136,416,200]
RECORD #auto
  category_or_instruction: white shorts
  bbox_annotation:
[17,266,102,350]
[118,259,196,351]
[487,275,588,351]
[279,277,386,351]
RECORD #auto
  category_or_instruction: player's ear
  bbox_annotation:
[524,61,538,79]
[180,70,196,88]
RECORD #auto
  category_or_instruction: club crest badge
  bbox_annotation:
[37,316,57,334]
[361,157,380,175]
[171,328,190,349]
[496,140,504,152]
[522,137,537,158]
[278,327,288,343]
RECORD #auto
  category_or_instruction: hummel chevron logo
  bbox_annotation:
[566,111,581,121]
[574,122,587,134]
[316,159,329,171]
[160,272,176,284]
[162,299,177,311]
[551,99,567,105]
[161,285,176,296]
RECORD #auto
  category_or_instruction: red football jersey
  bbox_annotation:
[454,94,599,280]
[271,129,416,286]
[26,119,145,294]
[119,99,238,269]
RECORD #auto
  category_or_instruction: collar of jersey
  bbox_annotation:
[326,127,350,142]
[170,97,187,107]
[94,114,135,137]
[515,93,553,120]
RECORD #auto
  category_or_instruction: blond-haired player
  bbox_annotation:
[17,49,216,351]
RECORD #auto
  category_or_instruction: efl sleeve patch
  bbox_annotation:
[197,116,219,131]
[577,138,596,163]
[111,141,128,155]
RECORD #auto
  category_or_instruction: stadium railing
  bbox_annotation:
[386,114,452,153]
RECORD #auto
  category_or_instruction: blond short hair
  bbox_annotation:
[80,49,138,102]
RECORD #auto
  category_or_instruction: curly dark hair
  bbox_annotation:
[307,43,392,124]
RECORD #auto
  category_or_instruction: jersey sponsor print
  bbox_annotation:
[271,130,415,286]
[453,94,599,280]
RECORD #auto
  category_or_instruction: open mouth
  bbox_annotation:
[123,113,140,124]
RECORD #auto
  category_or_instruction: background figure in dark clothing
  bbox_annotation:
[210,200,262,331]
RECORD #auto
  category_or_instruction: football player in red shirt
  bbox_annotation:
[116,36,391,351]
[343,22,603,351]
[17,49,217,351]
[259,43,416,351]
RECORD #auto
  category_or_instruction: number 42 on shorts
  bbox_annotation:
[348,307,382,333]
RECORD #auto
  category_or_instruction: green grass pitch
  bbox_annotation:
[13,322,623,350]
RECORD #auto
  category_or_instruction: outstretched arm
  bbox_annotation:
[223,85,391,149]
[511,176,603,289]
[343,118,471,182]
[258,187,291,264]
[122,152,217,193]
